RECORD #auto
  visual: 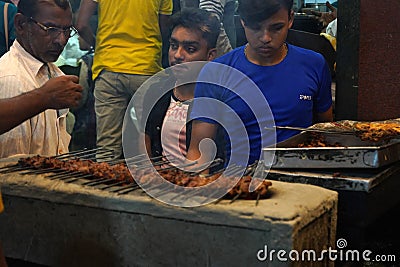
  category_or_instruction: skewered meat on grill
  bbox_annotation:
[226,176,272,199]
[139,168,272,199]
[19,156,136,184]
[17,155,272,200]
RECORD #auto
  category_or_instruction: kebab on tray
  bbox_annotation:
[296,121,400,147]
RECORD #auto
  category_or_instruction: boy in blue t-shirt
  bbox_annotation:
[187,0,333,166]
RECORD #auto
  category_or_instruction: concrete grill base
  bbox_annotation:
[0,163,337,267]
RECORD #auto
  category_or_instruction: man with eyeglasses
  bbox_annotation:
[0,0,81,158]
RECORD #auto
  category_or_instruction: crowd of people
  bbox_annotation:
[0,0,335,263]
[0,0,335,163]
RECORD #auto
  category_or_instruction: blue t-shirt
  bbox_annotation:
[190,44,332,165]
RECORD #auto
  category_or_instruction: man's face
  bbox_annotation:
[21,4,73,63]
[242,8,293,62]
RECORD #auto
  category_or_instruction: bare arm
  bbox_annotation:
[144,133,152,157]
[159,13,171,67]
[0,75,83,135]
[75,0,98,48]
[311,1,337,29]
[187,120,218,168]
[315,105,334,123]
[159,14,171,43]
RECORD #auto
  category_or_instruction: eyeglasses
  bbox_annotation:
[28,17,78,39]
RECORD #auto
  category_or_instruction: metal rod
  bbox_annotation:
[256,192,261,206]
[268,125,355,135]
[99,180,127,190]
[48,172,91,180]
[81,177,110,185]
[83,178,113,187]
[108,184,140,193]
[117,185,141,195]
[55,148,100,160]
[21,168,63,175]
[0,164,19,171]
[230,191,242,204]
[0,165,29,174]
[63,176,87,184]
[56,173,94,181]
[94,152,115,162]
[46,170,80,179]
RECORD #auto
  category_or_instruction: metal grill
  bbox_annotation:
[0,149,271,205]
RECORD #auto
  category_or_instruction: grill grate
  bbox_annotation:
[0,149,272,205]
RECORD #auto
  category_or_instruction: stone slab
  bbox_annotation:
[0,160,338,267]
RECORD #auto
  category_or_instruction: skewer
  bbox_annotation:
[156,161,199,172]
[56,173,94,181]
[212,197,224,205]
[75,151,98,160]
[81,178,110,186]
[21,168,64,175]
[151,185,177,198]
[46,170,80,179]
[117,185,141,195]
[108,184,140,193]
[94,152,115,162]
[145,182,167,192]
[0,165,30,174]
[0,164,19,171]
[230,190,242,204]
[99,180,127,190]
[63,176,88,184]
[256,192,261,206]
[187,159,224,177]
[48,172,91,180]
[55,148,101,160]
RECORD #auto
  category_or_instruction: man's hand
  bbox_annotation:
[39,75,83,109]
[311,1,337,27]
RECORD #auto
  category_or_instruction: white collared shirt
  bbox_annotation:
[0,40,70,158]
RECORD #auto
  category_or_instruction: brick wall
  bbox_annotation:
[357,0,400,120]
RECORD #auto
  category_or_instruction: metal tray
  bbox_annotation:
[263,132,400,168]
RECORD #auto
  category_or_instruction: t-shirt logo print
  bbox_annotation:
[299,94,313,101]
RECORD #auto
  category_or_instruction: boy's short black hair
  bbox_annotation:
[170,8,220,49]
[238,0,293,29]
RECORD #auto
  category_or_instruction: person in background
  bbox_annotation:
[199,0,237,56]
[76,0,173,161]
[0,0,17,57]
[187,0,333,166]
[1,0,19,5]
[142,8,225,166]
[311,1,337,37]
[0,0,78,158]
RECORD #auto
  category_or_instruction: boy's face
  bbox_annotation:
[168,26,216,81]
[242,7,294,63]
[168,26,215,66]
